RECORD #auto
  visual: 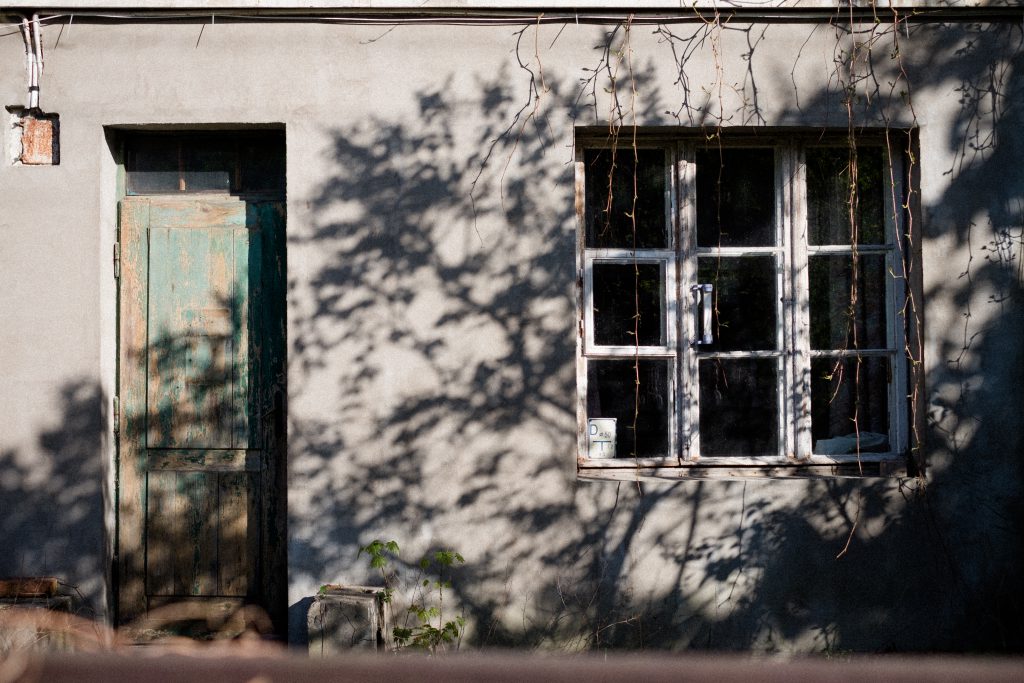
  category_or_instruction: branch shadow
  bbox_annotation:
[0,380,107,619]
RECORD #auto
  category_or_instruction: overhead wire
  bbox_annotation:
[0,5,1021,41]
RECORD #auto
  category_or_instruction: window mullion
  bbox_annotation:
[778,145,792,460]
[791,145,814,460]
[677,143,698,463]
[575,149,590,467]
[668,145,682,465]
[885,150,909,455]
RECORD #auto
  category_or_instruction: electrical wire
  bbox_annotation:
[0,5,1021,41]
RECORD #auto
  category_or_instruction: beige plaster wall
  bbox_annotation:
[0,14,1020,650]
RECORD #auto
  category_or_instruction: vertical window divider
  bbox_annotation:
[778,144,792,459]
[677,142,699,462]
[777,144,792,460]
[791,145,813,460]
[885,151,909,457]
[574,147,589,467]
[662,146,679,465]
[582,257,595,352]
[668,145,683,465]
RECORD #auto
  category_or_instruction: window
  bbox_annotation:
[576,132,912,478]
[124,131,285,196]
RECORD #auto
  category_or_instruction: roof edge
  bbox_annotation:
[1,1,1020,11]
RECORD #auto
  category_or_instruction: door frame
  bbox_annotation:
[111,129,288,637]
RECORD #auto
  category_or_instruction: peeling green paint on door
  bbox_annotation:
[118,195,286,634]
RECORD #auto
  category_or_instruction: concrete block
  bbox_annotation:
[307,586,390,656]
[0,596,74,654]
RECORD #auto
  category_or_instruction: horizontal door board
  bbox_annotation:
[147,449,262,472]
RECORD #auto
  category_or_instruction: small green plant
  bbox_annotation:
[393,549,466,653]
[358,538,400,605]
[356,539,466,654]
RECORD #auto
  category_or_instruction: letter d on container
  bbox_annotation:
[586,418,617,459]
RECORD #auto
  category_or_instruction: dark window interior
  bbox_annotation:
[125,131,285,196]
[584,148,667,249]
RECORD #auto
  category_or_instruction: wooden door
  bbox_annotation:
[117,196,286,635]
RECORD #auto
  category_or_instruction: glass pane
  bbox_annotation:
[585,148,667,249]
[809,254,888,350]
[126,138,180,194]
[240,133,286,193]
[696,148,775,247]
[587,359,671,458]
[698,358,778,457]
[807,146,885,245]
[811,356,890,454]
[593,263,664,346]
[126,132,285,195]
[697,256,777,351]
[183,139,234,192]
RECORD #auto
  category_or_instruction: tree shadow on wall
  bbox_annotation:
[0,380,107,619]
[287,17,1024,653]
[682,16,1024,653]
[917,21,1024,645]
[287,48,680,648]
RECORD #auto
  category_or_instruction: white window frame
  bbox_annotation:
[576,132,912,479]
[582,252,677,356]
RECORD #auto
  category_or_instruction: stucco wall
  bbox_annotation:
[0,13,1021,651]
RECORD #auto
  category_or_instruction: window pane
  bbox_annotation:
[593,263,664,346]
[585,148,667,249]
[807,146,885,245]
[811,356,890,454]
[240,134,286,193]
[696,148,775,247]
[126,132,285,195]
[697,256,777,351]
[587,359,671,458]
[126,138,180,194]
[698,358,778,456]
[809,254,888,350]
[182,139,234,192]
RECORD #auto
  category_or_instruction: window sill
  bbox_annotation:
[578,457,907,481]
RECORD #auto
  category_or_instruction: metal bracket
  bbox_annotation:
[113,242,121,280]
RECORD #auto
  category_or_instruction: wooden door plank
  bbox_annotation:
[117,198,151,623]
[218,472,249,597]
[148,198,249,230]
[151,471,218,597]
[170,472,190,596]
[145,226,179,448]
[148,449,261,472]
[196,228,233,448]
[254,201,288,632]
[232,226,252,448]
[145,471,174,596]
[184,472,219,596]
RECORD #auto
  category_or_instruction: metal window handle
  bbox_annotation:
[691,283,713,346]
